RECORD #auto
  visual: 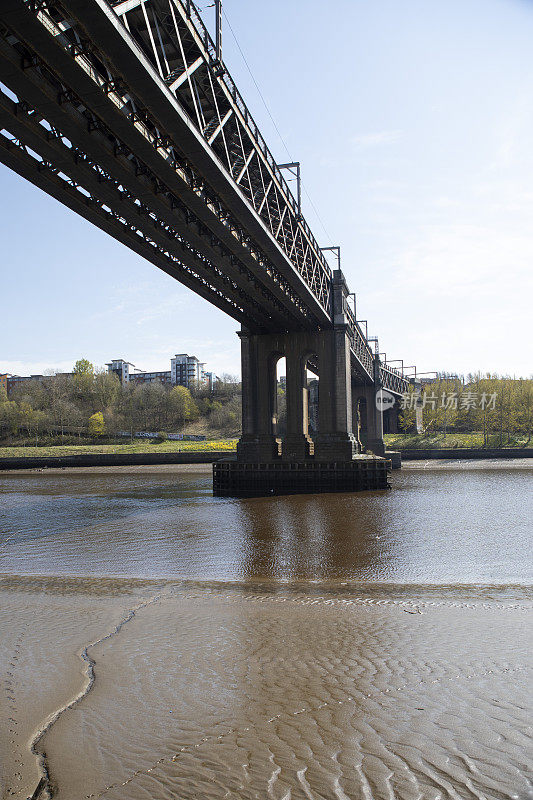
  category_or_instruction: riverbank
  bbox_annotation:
[0,450,230,471]
[400,446,533,460]
[1,575,531,800]
[0,439,237,458]
[1,431,531,462]
[1,446,532,470]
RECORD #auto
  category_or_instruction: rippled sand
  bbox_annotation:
[1,576,531,799]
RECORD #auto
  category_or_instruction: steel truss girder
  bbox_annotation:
[342,298,410,392]
[0,0,324,331]
[0,90,284,331]
[0,130,261,326]
[102,0,329,315]
[344,302,374,380]
[1,0,331,325]
[350,357,409,397]
[136,0,332,310]
[0,28,318,331]
[380,364,410,396]
[0,50,292,329]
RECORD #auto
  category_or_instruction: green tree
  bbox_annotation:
[72,359,94,399]
[73,358,94,376]
[0,399,20,435]
[398,386,417,432]
[169,385,199,428]
[93,370,120,411]
[515,379,533,443]
[420,378,462,434]
[44,373,75,439]
[88,411,105,437]
[209,395,241,434]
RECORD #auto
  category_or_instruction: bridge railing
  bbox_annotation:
[380,363,410,395]
[344,301,374,379]
[183,0,322,255]
[109,0,333,315]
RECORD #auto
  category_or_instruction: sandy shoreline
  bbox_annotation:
[1,575,531,799]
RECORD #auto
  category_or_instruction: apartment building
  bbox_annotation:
[106,354,217,390]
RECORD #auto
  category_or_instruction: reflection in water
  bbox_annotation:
[235,494,386,580]
[0,465,531,583]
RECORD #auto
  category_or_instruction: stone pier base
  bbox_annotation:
[213,456,391,497]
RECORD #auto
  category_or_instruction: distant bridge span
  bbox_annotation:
[0,0,415,466]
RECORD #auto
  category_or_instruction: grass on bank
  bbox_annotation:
[0,438,238,458]
[384,432,533,450]
[0,432,531,459]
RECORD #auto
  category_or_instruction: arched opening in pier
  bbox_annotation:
[303,353,320,438]
[356,396,368,448]
[273,354,287,437]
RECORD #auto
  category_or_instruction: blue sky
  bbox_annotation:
[1,0,532,378]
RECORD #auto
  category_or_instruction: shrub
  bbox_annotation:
[88,411,105,437]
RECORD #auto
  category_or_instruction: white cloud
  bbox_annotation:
[361,219,533,377]
[351,130,402,149]
[0,360,76,376]
[391,223,532,298]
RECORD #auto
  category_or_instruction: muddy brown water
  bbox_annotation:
[0,463,531,799]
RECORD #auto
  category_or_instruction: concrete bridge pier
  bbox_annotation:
[383,405,399,434]
[281,341,315,461]
[223,268,391,494]
[236,325,359,463]
[312,326,360,461]
[353,359,386,458]
[236,329,282,463]
[356,385,385,456]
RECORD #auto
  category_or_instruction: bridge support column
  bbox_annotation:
[383,404,399,434]
[236,330,281,462]
[355,358,385,457]
[312,326,360,461]
[235,321,361,463]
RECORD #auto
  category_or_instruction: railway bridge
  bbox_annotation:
[0,0,415,490]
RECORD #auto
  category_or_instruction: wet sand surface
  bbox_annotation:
[0,464,532,799]
[1,578,531,800]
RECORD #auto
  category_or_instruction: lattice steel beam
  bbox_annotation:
[0,128,261,326]
[0,7,319,330]
[0,88,285,331]
[10,0,333,320]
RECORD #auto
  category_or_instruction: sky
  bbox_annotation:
[1,0,532,379]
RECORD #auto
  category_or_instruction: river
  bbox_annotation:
[0,462,531,583]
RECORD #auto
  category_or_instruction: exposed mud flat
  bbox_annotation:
[401,458,533,470]
[1,577,531,800]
